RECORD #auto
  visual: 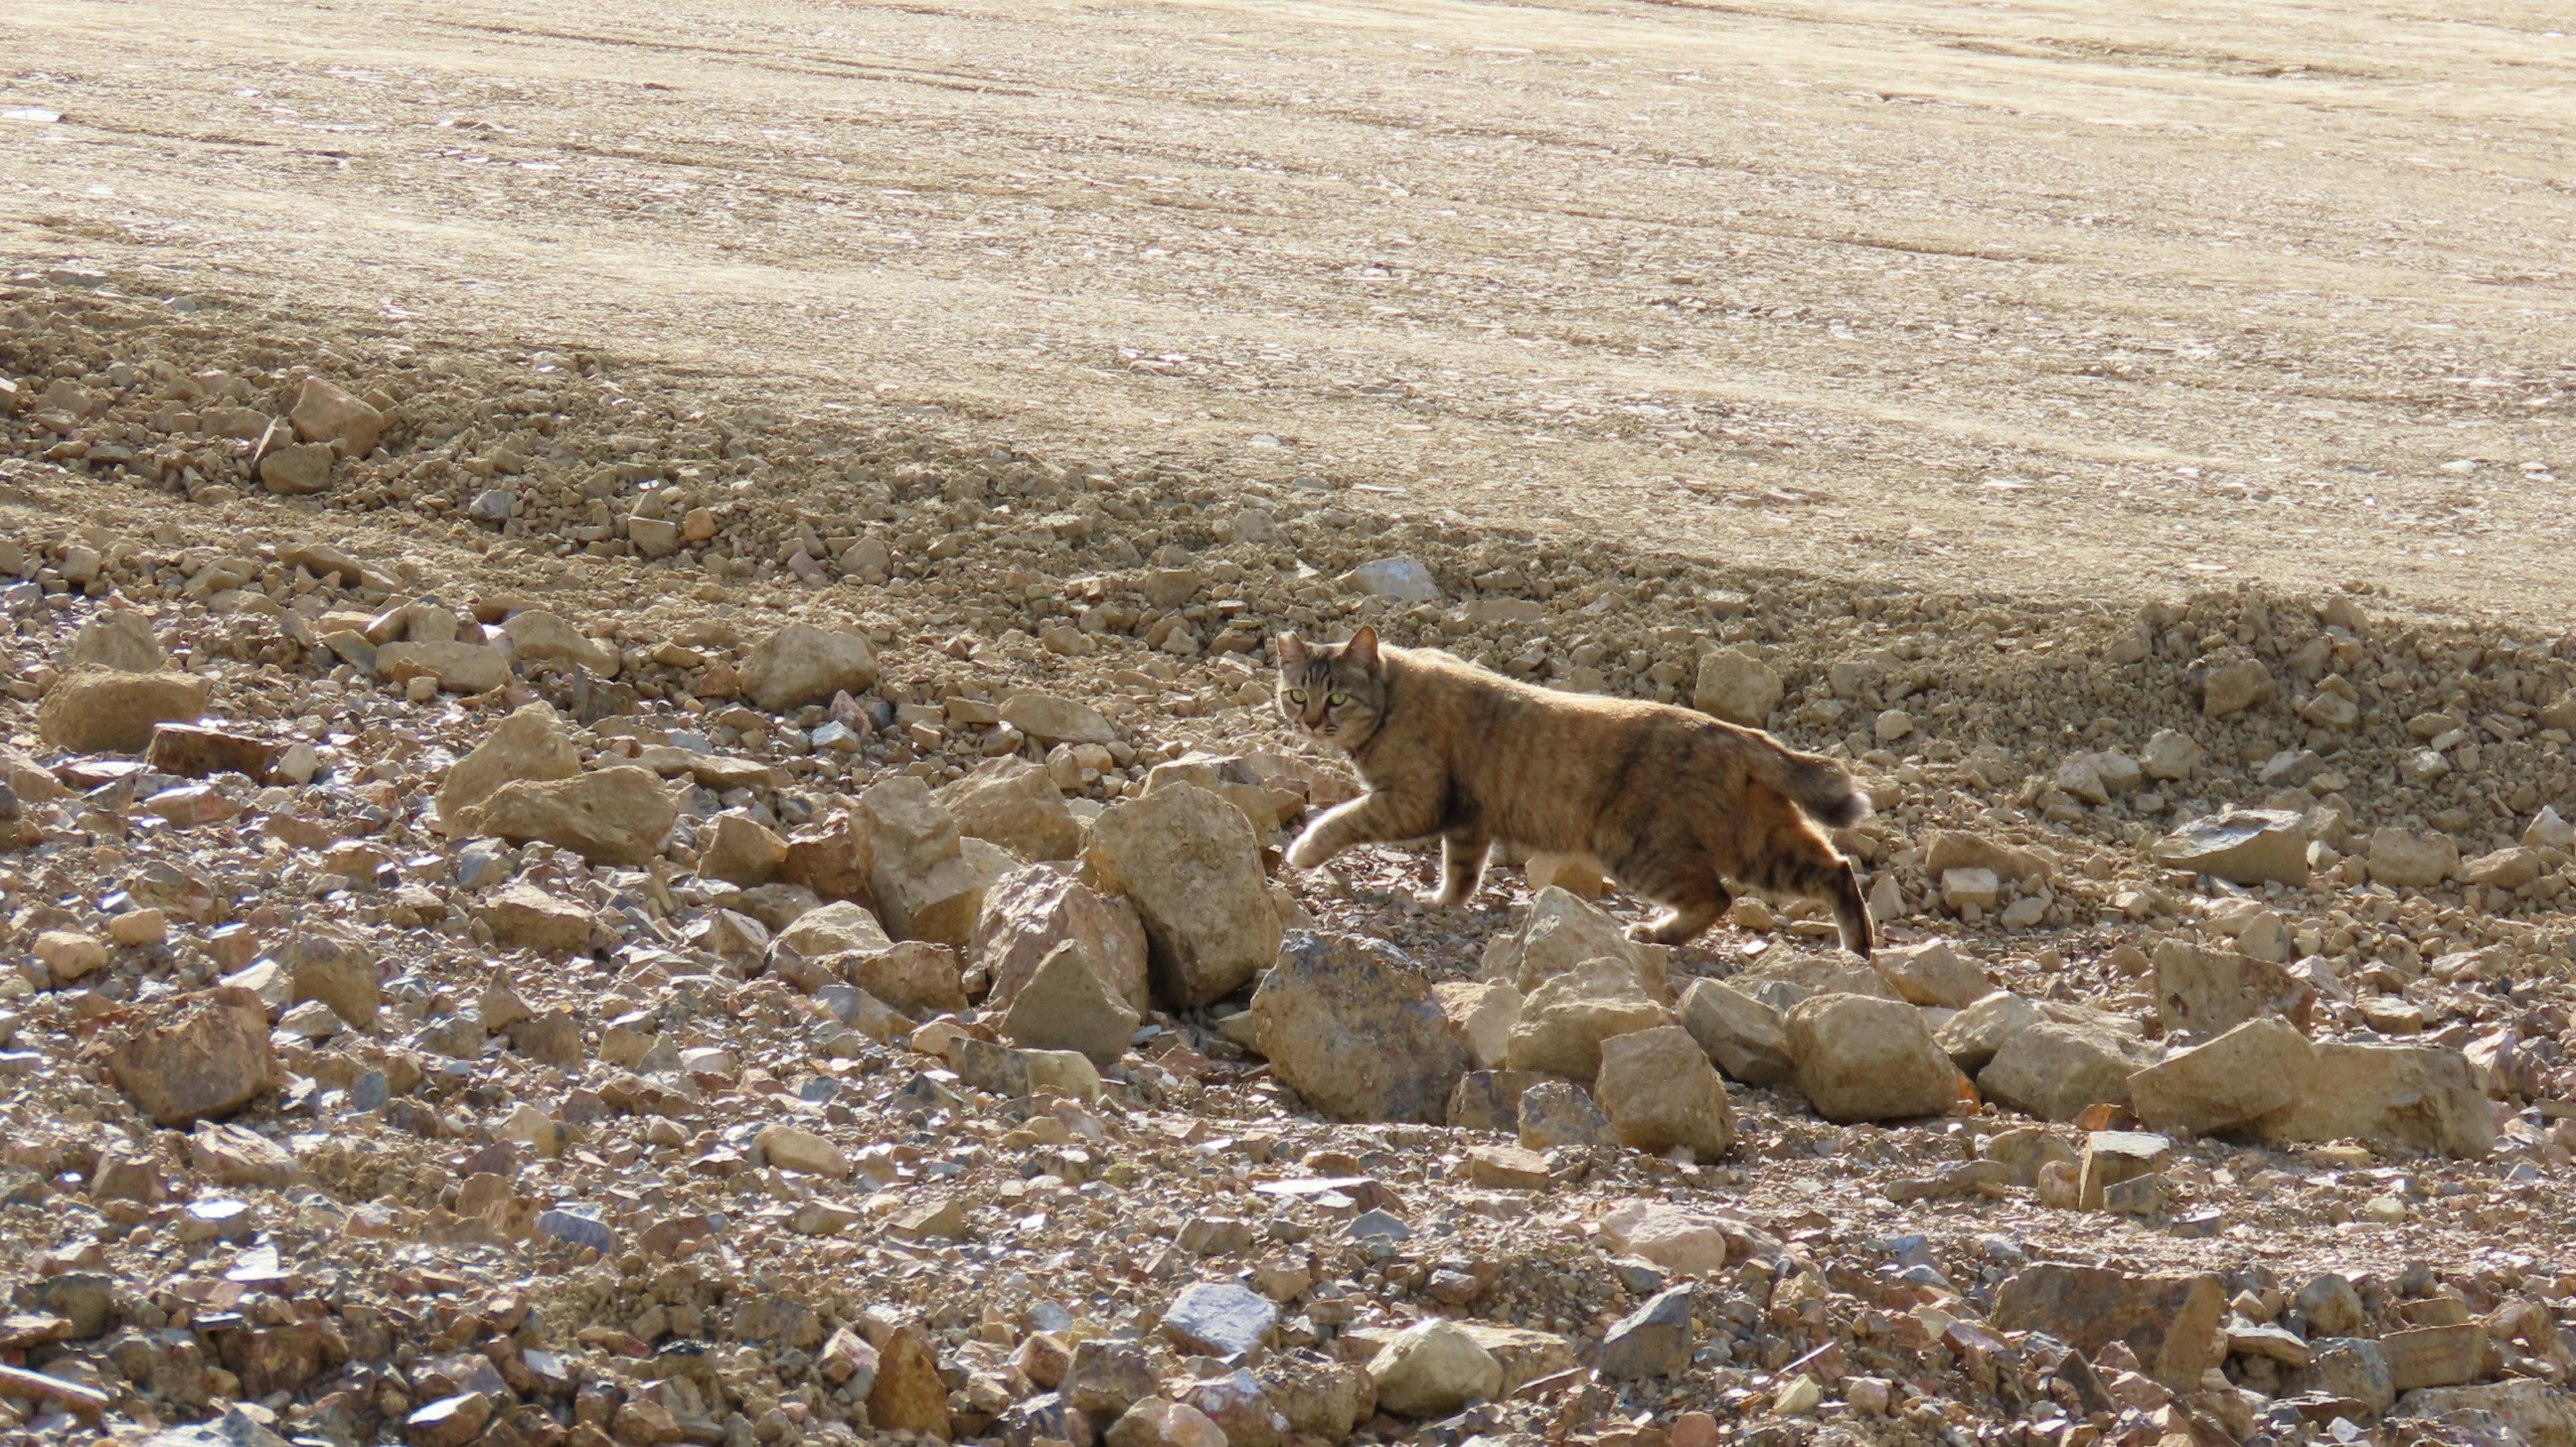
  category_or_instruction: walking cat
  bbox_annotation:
[1278,627,1874,955]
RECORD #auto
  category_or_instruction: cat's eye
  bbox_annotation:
[1327,691,1347,705]
[1288,689,1306,702]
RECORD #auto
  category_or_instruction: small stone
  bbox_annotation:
[2288,1338,2395,1415]
[1941,867,2000,911]
[698,810,788,886]
[498,609,618,674]
[1935,991,2042,1073]
[1461,1144,1552,1189]
[147,723,281,781]
[284,930,378,1028]
[108,909,168,948]
[2200,658,2274,718]
[1000,692,1118,747]
[866,1325,951,1437]
[189,1121,298,1187]
[1597,1285,1695,1381]
[405,1393,491,1447]
[1603,1204,1732,1276]
[1784,992,1959,1122]
[1695,645,1782,727]
[1163,1280,1279,1359]
[437,702,581,824]
[290,376,385,455]
[478,883,597,953]
[2366,828,2459,889]
[1366,1317,1501,1417]
[1595,1024,1736,1158]
[1434,979,1521,1071]
[449,765,678,866]
[258,442,335,494]
[1250,932,1465,1124]
[756,1124,850,1177]
[34,930,108,982]
[1871,939,1992,1009]
[1340,556,1440,603]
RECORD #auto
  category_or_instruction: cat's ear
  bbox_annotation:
[1345,626,1381,671]
[1277,631,1307,665]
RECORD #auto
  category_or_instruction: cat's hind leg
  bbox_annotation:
[1606,847,1733,946]
[1426,833,1490,907]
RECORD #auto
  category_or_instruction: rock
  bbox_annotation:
[974,863,1150,1014]
[779,901,891,958]
[37,666,212,753]
[34,929,107,982]
[2459,846,2542,890]
[2381,1324,2485,1391]
[1434,979,1521,1070]
[189,1122,298,1187]
[1924,831,2052,888]
[2367,828,2459,889]
[698,810,788,886]
[1695,645,1782,727]
[405,1393,492,1447]
[1605,1205,1732,1277]
[1446,1069,1540,1130]
[1505,957,1673,1079]
[147,724,280,781]
[1872,939,1991,1009]
[1366,1318,1501,1417]
[1935,991,2041,1072]
[2053,751,2142,804]
[478,883,596,953]
[1460,1143,1552,1189]
[500,610,618,673]
[2288,1337,2395,1415]
[1087,783,1281,1008]
[69,610,165,672]
[2078,1129,2171,1211]
[866,1325,951,1436]
[2140,729,2204,781]
[858,775,998,947]
[376,641,509,694]
[2151,939,2306,1035]
[1106,1397,1228,1447]
[629,516,680,557]
[845,941,967,1014]
[1677,978,1792,1085]
[739,624,879,712]
[289,376,384,455]
[1941,867,1998,911]
[451,765,676,866]
[282,930,378,1028]
[106,986,274,1126]
[1180,1369,1287,1447]
[1067,1340,1160,1417]
[258,442,334,494]
[1143,752,1305,832]
[2200,658,2274,718]
[1517,1079,1617,1149]
[941,757,1084,862]
[1000,692,1117,747]
[2297,1273,2365,1335]
[1002,941,1140,1067]
[1595,1024,1736,1158]
[1163,1281,1278,1358]
[1597,1286,1695,1381]
[1258,1353,1377,1440]
[437,702,580,824]
[1978,1022,2150,1122]
[757,1124,850,1177]
[1250,932,1466,1124]
[2129,1018,2316,1135]
[2150,808,2310,885]
[2255,1042,2496,1157]
[1978,1127,2078,1187]
[1492,887,1662,998]
[2399,1381,2576,1447]
[1784,992,1958,1122]
[2528,806,2576,851]
[1340,556,1440,603]
[1992,1263,2226,1391]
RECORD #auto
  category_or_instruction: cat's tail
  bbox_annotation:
[1746,736,1872,828]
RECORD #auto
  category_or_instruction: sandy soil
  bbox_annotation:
[3,0,2571,623]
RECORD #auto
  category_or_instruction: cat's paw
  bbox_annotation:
[1285,829,1336,869]
[1416,888,1465,910]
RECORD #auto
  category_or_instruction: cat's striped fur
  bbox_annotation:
[1279,627,1875,955]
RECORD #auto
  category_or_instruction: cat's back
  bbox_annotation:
[1384,642,1678,738]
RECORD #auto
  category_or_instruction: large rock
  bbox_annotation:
[1087,783,1281,1009]
[1144,752,1305,833]
[2129,1018,2315,1136]
[1871,939,1991,1009]
[2289,1338,2394,1415]
[290,376,384,455]
[106,986,276,1126]
[1595,1025,1735,1158]
[450,765,677,866]
[1992,1264,2226,1391]
[1002,941,1140,1067]
[867,1326,951,1436]
[940,758,1083,862]
[1505,958,1672,1079]
[1366,1318,1501,1417]
[1597,1287,1696,1381]
[70,610,166,672]
[2400,1381,2576,1447]
[2255,1042,2495,1157]
[478,883,597,953]
[1257,1353,1377,1442]
[845,942,967,1015]
[2149,809,2308,886]
[281,929,378,1028]
[1676,979,1791,1085]
[2151,939,2306,1035]
[1694,645,1782,727]
[856,775,998,946]
[1784,992,1957,1122]
[1001,692,1118,747]
[1250,933,1466,1124]
[1978,1022,2151,1122]
[259,442,334,494]
[1434,979,1521,1071]
[38,666,212,753]
[974,863,1150,1014]
[2367,828,2459,889]
[437,702,580,824]
[1489,887,1660,998]
[1162,1281,1277,1359]
[1602,1205,1733,1277]
[376,641,509,694]
[698,811,788,886]
[500,610,619,674]
[777,900,892,958]
[1934,991,2041,1072]
[739,625,879,712]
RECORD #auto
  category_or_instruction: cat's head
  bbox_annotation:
[1276,627,1386,748]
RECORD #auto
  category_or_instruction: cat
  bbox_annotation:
[1277,625,1875,955]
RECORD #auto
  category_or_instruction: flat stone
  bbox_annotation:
[1340,556,1440,603]
[38,666,212,753]
[1162,1281,1278,1359]
[2256,1042,2495,1158]
[1000,692,1118,747]
[2150,809,2309,886]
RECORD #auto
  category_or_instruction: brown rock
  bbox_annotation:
[1595,1024,1736,1158]
[479,883,598,953]
[940,757,1083,862]
[866,1325,951,1437]
[406,1392,492,1447]
[2151,939,2308,1035]
[258,441,335,494]
[69,610,166,673]
[1676,978,1792,1085]
[283,928,379,1028]
[739,624,879,712]
[974,862,1150,1014]
[1001,940,1140,1067]
[1505,957,1672,1080]
[857,775,996,945]
[1784,992,1958,1122]
[1979,1021,2152,1122]
[698,810,787,886]
[189,1121,299,1188]
[2256,1042,2496,1157]
[2129,1018,2316,1135]
[2382,1324,2485,1391]
[290,376,386,456]
[843,940,968,1014]
[1087,782,1282,1009]
[1992,1263,2226,1391]
[147,723,281,781]
[37,665,212,753]
[453,765,678,866]
[437,702,581,824]
[106,985,275,1126]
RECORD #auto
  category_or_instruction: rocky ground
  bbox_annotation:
[0,264,2573,1447]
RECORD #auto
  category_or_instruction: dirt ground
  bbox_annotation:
[4,0,2571,623]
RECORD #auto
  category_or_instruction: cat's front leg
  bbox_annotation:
[1286,791,1436,869]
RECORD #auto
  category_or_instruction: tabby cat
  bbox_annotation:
[1278,626,1874,955]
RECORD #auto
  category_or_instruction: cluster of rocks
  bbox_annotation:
[0,286,2573,1447]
